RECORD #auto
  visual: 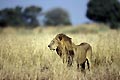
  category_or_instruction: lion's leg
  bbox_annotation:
[65,55,68,63]
[68,50,74,66]
[77,63,80,70]
[86,58,90,71]
[62,54,68,64]
[62,55,65,63]
[67,55,73,67]
[80,61,85,72]
[62,55,64,63]
[86,45,92,69]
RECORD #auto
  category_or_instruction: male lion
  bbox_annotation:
[48,33,74,66]
[48,33,92,71]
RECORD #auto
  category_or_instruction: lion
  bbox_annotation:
[48,33,92,71]
[48,33,74,66]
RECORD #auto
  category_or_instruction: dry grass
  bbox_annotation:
[0,25,120,80]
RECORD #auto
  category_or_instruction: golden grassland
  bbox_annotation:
[0,24,120,80]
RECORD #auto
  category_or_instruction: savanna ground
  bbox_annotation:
[0,23,120,80]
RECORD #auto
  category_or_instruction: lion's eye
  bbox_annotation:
[52,41,54,43]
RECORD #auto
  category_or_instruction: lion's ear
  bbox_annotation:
[58,36,62,41]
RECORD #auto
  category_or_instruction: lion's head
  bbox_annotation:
[48,38,59,50]
[48,33,72,50]
[48,33,73,65]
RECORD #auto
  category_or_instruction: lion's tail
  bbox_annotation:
[86,45,92,69]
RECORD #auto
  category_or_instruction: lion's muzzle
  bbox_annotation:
[48,45,55,50]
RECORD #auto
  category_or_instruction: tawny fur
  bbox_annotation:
[48,33,92,71]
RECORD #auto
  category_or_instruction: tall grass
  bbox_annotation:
[0,26,120,80]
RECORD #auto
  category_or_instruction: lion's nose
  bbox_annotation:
[48,45,50,47]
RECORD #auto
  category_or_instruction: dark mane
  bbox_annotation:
[55,33,74,66]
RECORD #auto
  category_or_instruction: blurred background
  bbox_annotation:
[0,1,120,80]
[0,0,120,33]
